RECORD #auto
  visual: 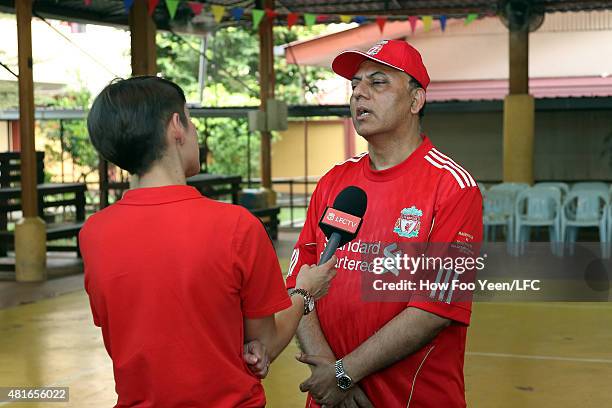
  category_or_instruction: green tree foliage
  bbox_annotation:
[41,87,98,183]
[156,25,333,179]
[40,25,332,182]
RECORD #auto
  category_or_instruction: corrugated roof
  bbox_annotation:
[0,1,611,29]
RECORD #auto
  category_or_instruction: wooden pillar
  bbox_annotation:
[125,0,157,189]
[509,30,528,94]
[258,0,274,193]
[129,0,157,76]
[503,25,534,184]
[98,158,108,209]
[343,118,356,159]
[15,0,46,281]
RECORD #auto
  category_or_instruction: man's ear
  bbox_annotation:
[167,112,185,146]
[410,88,426,115]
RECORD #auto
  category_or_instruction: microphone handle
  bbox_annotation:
[319,232,342,265]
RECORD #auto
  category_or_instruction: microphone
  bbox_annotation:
[318,186,368,265]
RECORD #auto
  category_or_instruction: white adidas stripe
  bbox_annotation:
[428,150,474,188]
[445,272,459,304]
[438,269,454,301]
[287,248,299,277]
[430,148,477,187]
[334,151,368,167]
[424,155,466,189]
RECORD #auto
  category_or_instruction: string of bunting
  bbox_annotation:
[83,0,480,32]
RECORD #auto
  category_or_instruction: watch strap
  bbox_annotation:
[289,288,313,315]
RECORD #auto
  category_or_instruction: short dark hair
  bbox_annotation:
[408,78,426,120]
[87,76,188,175]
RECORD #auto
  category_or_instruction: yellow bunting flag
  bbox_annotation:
[211,5,225,23]
[340,15,352,23]
[422,15,433,32]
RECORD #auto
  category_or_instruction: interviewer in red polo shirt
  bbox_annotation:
[81,76,336,408]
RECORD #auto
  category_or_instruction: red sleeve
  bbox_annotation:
[408,187,483,325]
[81,228,102,328]
[234,210,292,318]
[285,184,322,289]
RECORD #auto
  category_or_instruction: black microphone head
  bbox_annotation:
[333,185,367,218]
[319,186,368,247]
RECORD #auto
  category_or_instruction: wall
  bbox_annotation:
[272,120,347,193]
[0,121,10,152]
[423,109,612,183]
[405,12,612,82]
[272,109,612,187]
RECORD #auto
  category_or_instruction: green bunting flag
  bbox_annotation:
[252,9,265,29]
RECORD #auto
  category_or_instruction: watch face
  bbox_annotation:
[307,297,315,312]
[338,375,352,390]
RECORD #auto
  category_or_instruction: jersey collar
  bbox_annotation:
[362,135,433,182]
[119,184,203,206]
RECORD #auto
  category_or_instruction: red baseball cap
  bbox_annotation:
[331,39,430,90]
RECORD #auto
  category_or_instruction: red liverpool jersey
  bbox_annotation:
[286,135,483,408]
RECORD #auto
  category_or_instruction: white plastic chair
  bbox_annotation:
[561,190,609,258]
[483,189,516,244]
[477,182,486,196]
[514,187,562,255]
[571,182,608,194]
[534,182,569,198]
[483,183,529,244]
[490,182,529,194]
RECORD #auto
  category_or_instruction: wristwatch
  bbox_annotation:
[335,359,353,390]
[289,288,315,315]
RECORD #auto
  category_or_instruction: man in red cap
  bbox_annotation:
[286,40,482,407]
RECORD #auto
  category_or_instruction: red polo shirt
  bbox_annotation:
[81,185,291,408]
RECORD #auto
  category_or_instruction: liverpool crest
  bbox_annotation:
[367,40,388,56]
[393,206,422,238]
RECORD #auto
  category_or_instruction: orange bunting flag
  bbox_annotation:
[147,0,159,16]
[376,16,387,33]
[287,12,299,28]
[265,8,278,20]
[187,1,203,16]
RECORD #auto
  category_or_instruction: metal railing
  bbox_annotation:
[245,177,320,228]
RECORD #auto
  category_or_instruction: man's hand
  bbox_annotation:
[296,353,346,407]
[336,386,373,408]
[295,256,337,300]
[243,340,270,378]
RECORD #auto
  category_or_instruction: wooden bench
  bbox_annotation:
[0,152,86,258]
[101,173,243,207]
[0,221,84,260]
[0,151,45,188]
[250,206,280,240]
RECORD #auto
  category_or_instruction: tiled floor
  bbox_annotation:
[1,232,612,407]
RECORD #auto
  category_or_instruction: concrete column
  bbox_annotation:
[503,24,534,184]
[503,95,534,184]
